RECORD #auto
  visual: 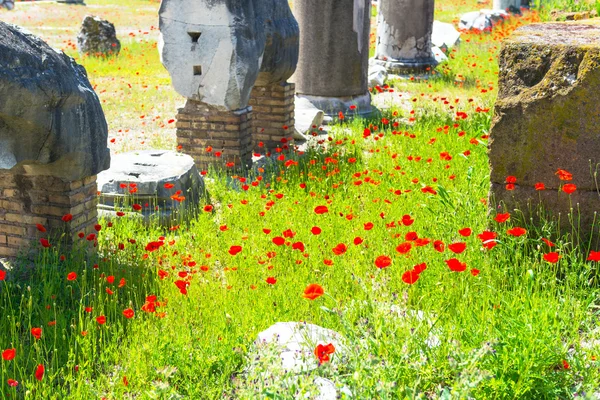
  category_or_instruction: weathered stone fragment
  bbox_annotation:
[291,0,374,121]
[159,0,266,110]
[0,21,110,182]
[97,150,203,223]
[489,20,600,233]
[77,16,120,57]
[373,0,437,73]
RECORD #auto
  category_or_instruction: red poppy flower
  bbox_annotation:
[62,214,73,222]
[95,315,107,325]
[375,255,392,269]
[507,227,527,237]
[433,240,445,252]
[405,231,418,241]
[588,251,600,261]
[282,229,296,238]
[556,169,573,181]
[314,343,335,364]
[562,184,577,194]
[364,222,374,230]
[31,327,42,340]
[458,228,472,237]
[35,364,44,381]
[414,263,427,274]
[505,176,517,184]
[402,215,415,226]
[401,270,420,284]
[7,379,18,387]
[478,230,498,249]
[543,252,560,263]
[311,226,321,235]
[164,183,175,189]
[228,245,242,256]
[122,308,135,319]
[446,258,467,272]
[266,276,277,285]
[396,242,412,254]
[562,359,570,369]
[36,224,46,232]
[272,236,285,246]
[353,237,364,245]
[0,270,5,281]
[86,233,96,241]
[67,272,77,281]
[541,238,555,247]
[40,238,51,248]
[203,205,213,212]
[470,269,480,276]
[292,242,305,252]
[535,182,545,191]
[448,242,467,254]
[495,213,510,223]
[332,243,347,255]
[174,280,189,295]
[132,204,142,211]
[314,205,328,214]
[303,284,325,300]
[2,348,15,361]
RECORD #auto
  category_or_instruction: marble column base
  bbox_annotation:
[296,92,376,124]
[371,57,438,75]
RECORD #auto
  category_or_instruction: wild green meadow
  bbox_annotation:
[2,0,600,398]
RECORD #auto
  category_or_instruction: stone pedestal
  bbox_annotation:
[0,173,98,258]
[493,0,521,11]
[249,82,295,151]
[373,0,437,74]
[291,0,374,122]
[489,20,600,236]
[176,100,253,170]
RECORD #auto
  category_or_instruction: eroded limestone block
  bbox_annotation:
[77,15,120,57]
[0,21,110,182]
[159,0,265,110]
[489,20,600,231]
[97,150,204,223]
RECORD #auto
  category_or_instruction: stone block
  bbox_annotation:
[489,20,600,235]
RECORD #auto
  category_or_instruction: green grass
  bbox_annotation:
[2,1,600,399]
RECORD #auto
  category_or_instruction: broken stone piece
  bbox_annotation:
[77,15,121,57]
[0,21,110,182]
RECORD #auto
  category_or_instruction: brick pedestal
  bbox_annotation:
[0,173,99,258]
[249,82,295,151]
[176,100,253,171]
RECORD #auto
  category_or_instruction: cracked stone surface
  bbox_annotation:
[0,21,110,181]
[489,20,600,233]
[159,0,298,110]
[374,0,436,68]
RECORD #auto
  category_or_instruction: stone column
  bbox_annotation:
[493,0,521,11]
[291,0,373,122]
[372,0,437,74]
